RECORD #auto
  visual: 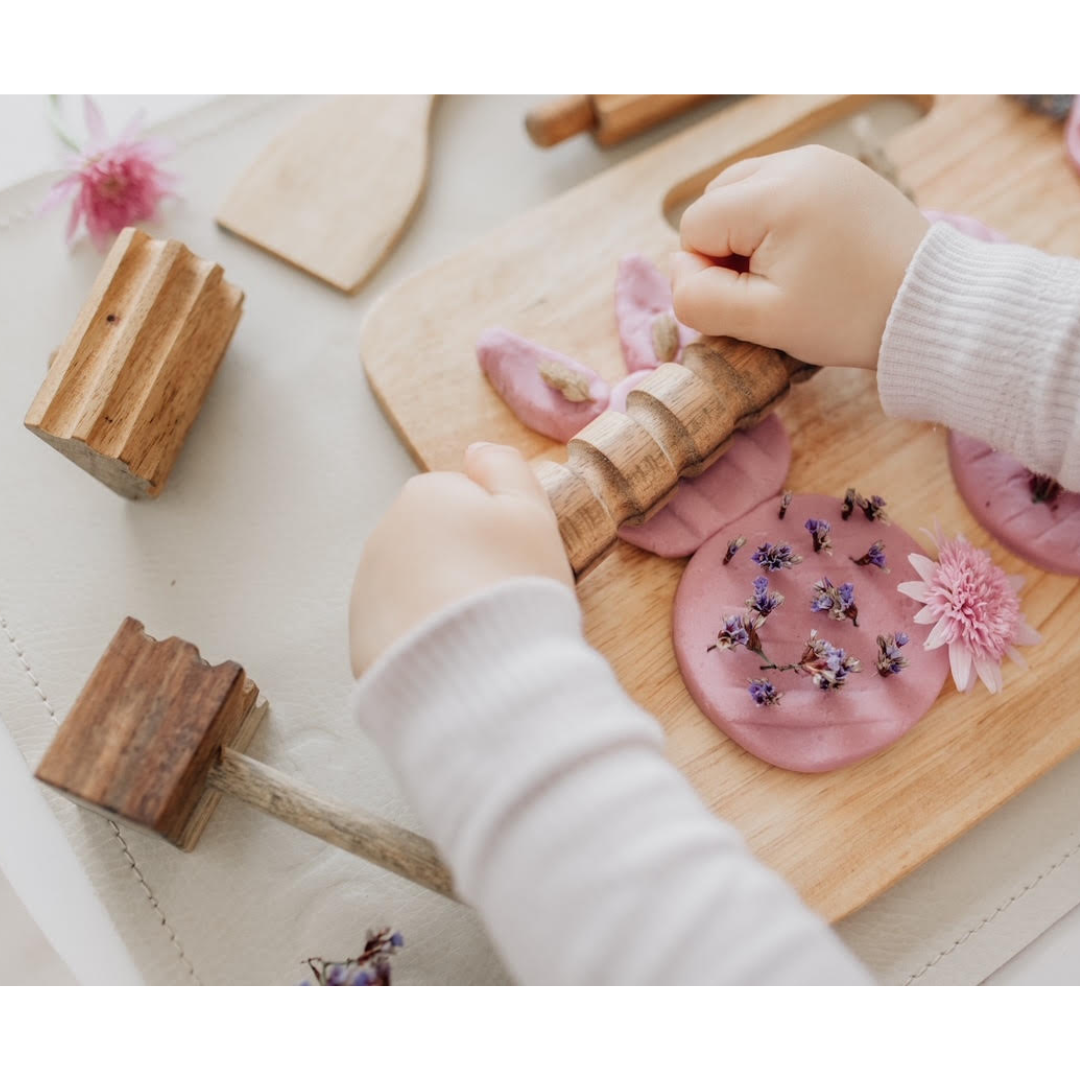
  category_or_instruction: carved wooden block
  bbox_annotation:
[24,228,244,498]
[35,617,265,851]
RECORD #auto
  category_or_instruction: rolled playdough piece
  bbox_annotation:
[477,327,610,443]
[608,368,654,414]
[948,431,1080,576]
[921,209,1009,243]
[617,413,792,558]
[674,493,950,772]
[615,254,696,372]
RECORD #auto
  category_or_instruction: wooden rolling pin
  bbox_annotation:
[526,95,713,148]
[537,335,815,576]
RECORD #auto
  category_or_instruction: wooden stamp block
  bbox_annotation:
[24,228,244,499]
[35,617,266,851]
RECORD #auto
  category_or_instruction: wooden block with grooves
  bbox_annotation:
[35,617,266,851]
[24,227,244,498]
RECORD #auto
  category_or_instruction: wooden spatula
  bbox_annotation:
[216,95,434,294]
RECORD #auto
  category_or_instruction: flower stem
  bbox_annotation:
[47,95,81,152]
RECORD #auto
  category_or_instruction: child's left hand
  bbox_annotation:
[349,442,573,677]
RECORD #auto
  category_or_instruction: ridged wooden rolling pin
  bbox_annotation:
[537,335,815,577]
[35,341,811,900]
[526,94,713,148]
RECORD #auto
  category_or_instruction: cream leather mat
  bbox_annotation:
[1,95,1077,984]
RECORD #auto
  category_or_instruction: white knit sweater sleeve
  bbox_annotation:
[352,577,868,985]
[878,222,1080,489]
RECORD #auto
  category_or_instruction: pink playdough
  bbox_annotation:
[922,208,1010,243]
[615,254,697,372]
[607,368,654,414]
[477,327,610,443]
[674,493,951,773]
[618,414,792,558]
[949,431,1080,576]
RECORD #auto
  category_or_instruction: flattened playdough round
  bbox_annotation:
[674,494,950,772]
[949,431,1080,575]
[618,414,792,557]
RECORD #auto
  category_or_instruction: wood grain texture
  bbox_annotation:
[526,95,713,148]
[362,94,1080,921]
[24,228,243,499]
[35,617,260,848]
[208,749,456,899]
[217,95,434,294]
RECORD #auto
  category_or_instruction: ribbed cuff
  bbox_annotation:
[351,577,664,879]
[878,222,1080,485]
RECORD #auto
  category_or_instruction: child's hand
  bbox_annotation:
[349,442,573,676]
[672,145,929,369]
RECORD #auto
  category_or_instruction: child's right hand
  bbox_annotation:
[671,145,929,370]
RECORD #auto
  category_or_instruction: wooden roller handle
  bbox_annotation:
[208,747,457,900]
[538,337,815,577]
[526,95,712,148]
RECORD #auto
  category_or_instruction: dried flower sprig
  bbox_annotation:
[746,575,784,620]
[810,577,859,626]
[804,517,833,555]
[301,928,404,986]
[841,488,890,524]
[1029,472,1062,505]
[748,679,782,707]
[778,490,793,520]
[841,488,858,520]
[761,630,861,692]
[723,536,746,565]
[850,540,888,571]
[708,613,758,654]
[876,632,909,677]
[751,541,803,572]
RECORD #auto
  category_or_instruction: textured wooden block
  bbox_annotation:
[35,617,265,850]
[24,228,244,498]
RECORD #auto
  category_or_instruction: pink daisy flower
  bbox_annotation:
[897,528,1040,694]
[41,97,177,251]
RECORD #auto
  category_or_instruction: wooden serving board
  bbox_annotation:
[362,95,1080,922]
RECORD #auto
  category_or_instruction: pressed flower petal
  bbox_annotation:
[913,606,939,625]
[908,553,938,582]
[39,174,81,212]
[119,110,148,144]
[1014,623,1042,646]
[1005,645,1028,669]
[64,197,83,244]
[896,580,931,602]
[949,641,972,692]
[83,96,107,145]
[924,616,953,650]
[1007,574,1026,592]
[974,654,1004,694]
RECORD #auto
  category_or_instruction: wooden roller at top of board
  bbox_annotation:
[537,337,815,577]
[526,95,713,148]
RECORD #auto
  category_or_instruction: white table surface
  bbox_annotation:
[0,93,1076,985]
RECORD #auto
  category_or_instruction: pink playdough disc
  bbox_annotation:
[618,414,792,558]
[477,327,610,443]
[948,431,1080,576]
[673,493,951,772]
[615,254,697,372]
[921,209,1010,243]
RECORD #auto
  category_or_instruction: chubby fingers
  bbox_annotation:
[679,178,770,260]
[670,250,781,342]
[464,442,550,508]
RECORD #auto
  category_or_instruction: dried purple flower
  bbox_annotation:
[794,630,861,691]
[723,535,747,566]
[748,679,782,707]
[746,575,784,621]
[1029,472,1062,505]
[302,927,404,986]
[810,576,859,626]
[708,613,751,652]
[841,488,857,520]
[778,490,793,520]
[804,517,833,555]
[850,539,888,571]
[876,632,910,677]
[751,541,803,572]
[859,494,889,524]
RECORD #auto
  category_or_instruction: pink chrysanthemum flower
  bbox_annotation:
[897,528,1040,694]
[41,97,177,251]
